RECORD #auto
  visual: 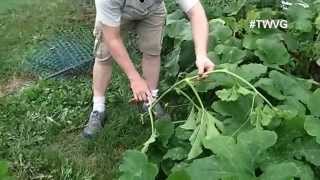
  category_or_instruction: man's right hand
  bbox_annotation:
[102,25,151,102]
[129,76,152,102]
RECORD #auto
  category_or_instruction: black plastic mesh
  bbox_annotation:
[24,28,94,79]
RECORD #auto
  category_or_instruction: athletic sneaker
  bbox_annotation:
[82,111,106,138]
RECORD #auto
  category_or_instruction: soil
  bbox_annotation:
[0,75,35,97]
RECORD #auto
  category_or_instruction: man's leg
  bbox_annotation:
[142,54,160,92]
[141,53,169,119]
[92,60,112,112]
[137,2,166,97]
[83,28,113,138]
[136,4,170,119]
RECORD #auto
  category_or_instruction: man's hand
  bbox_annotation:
[130,76,152,102]
[196,55,215,78]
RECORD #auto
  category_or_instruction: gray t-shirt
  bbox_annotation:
[95,0,199,27]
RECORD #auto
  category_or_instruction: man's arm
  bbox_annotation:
[102,26,139,80]
[102,26,151,101]
[186,2,215,77]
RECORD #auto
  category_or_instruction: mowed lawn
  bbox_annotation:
[0,0,149,179]
[0,0,32,12]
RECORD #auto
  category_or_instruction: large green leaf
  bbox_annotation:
[250,105,275,126]
[175,126,193,141]
[212,95,254,135]
[214,44,247,64]
[180,107,196,130]
[187,110,221,159]
[167,170,191,180]
[188,124,205,159]
[216,85,252,102]
[262,155,315,180]
[269,71,311,104]
[119,150,158,180]
[236,63,268,82]
[224,0,247,15]
[304,116,320,144]
[184,129,277,180]
[163,147,188,161]
[255,71,312,104]
[271,115,320,168]
[287,5,313,32]
[255,78,286,100]
[156,120,175,147]
[165,46,181,76]
[216,86,241,102]
[282,33,299,51]
[209,19,233,43]
[254,38,290,65]
[243,34,259,50]
[294,138,320,166]
[307,89,320,117]
[259,162,299,180]
[166,19,192,41]
[184,156,221,180]
[166,10,184,25]
[315,15,320,30]
[259,157,315,180]
[277,97,306,116]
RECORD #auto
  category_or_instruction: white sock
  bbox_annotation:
[151,89,159,98]
[93,96,105,112]
[144,89,159,106]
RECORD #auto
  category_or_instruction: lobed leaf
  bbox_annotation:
[304,116,320,144]
[119,150,158,180]
[254,38,290,66]
[307,89,320,117]
[184,128,277,180]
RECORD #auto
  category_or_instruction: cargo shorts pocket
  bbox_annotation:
[93,24,112,63]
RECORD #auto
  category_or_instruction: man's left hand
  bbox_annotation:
[195,55,215,78]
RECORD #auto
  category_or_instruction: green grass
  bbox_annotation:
[0,0,149,179]
[0,0,33,13]
[0,70,150,179]
[0,0,88,83]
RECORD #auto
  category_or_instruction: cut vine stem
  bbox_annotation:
[143,68,274,152]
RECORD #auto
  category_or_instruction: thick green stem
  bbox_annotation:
[185,79,205,110]
[175,88,201,110]
[148,108,155,134]
[185,78,206,128]
[147,69,274,139]
[212,69,273,107]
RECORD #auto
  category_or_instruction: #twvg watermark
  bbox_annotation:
[249,19,288,29]
[248,0,309,29]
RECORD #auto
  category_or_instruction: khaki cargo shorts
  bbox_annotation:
[93,2,166,63]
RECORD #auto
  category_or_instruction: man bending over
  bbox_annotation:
[83,0,215,138]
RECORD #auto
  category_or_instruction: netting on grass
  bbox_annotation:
[24,27,94,79]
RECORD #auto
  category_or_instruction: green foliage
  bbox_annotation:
[2,0,320,179]
[0,72,149,179]
[254,38,290,65]
[0,161,12,180]
[307,89,320,117]
[119,150,158,180]
[185,129,278,179]
[287,5,313,33]
[119,1,320,179]
[0,0,88,83]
